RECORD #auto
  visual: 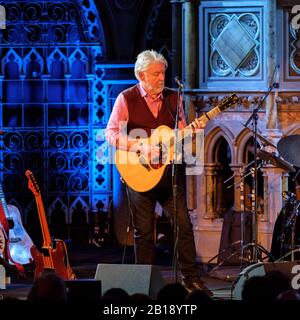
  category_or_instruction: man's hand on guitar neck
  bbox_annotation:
[190,118,206,130]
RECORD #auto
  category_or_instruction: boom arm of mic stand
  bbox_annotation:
[223,159,256,185]
[244,82,277,128]
[292,169,300,182]
[242,81,278,263]
[226,163,262,189]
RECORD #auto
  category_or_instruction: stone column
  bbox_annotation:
[171,0,183,85]
[182,0,198,91]
[204,164,217,219]
[215,165,223,214]
[266,0,278,130]
[282,172,289,194]
[182,0,199,209]
[260,167,269,222]
[230,165,245,212]
[260,166,284,226]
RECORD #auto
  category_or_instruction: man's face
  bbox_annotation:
[139,62,165,96]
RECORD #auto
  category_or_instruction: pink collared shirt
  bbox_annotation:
[105,83,187,146]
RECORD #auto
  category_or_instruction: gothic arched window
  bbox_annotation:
[0,1,106,243]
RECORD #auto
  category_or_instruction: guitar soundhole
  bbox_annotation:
[7,218,14,229]
[150,142,168,169]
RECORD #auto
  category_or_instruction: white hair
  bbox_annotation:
[134,50,168,81]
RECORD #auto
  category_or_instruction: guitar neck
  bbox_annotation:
[0,183,10,218]
[169,105,222,146]
[35,194,52,248]
[180,106,221,141]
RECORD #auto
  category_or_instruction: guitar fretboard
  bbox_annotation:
[166,106,223,148]
[166,95,237,148]
[35,194,52,249]
[0,184,10,218]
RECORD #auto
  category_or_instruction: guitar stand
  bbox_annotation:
[207,240,275,279]
[205,240,249,273]
[208,164,274,276]
[206,166,252,274]
[240,241,275,264]
[0,256,27,279]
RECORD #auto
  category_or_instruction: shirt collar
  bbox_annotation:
[138,83,163,101]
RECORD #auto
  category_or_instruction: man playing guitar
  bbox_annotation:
[105,50,211,295]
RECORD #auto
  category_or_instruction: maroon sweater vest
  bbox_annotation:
[123,85,178,137]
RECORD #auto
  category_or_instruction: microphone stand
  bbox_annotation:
[243,66,279,263]
[172,82,183,283]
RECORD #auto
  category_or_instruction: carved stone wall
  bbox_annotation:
[181,1,300,262]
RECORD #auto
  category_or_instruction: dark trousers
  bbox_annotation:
[126,166,199,281]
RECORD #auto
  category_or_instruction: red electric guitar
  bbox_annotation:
[25,170,76,280]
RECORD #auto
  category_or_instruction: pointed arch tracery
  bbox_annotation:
[0,0,108,243]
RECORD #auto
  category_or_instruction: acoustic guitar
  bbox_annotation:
[25,170,76,280]
[115,94,239,192]
[0,182,34,265]
[0,226,5,257]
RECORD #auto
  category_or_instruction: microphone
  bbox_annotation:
[273,64,280,89]
[274,65,280,102]
[174,76,184,89]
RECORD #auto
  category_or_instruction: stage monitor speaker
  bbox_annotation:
[65,279,102,301]
[232,260,300,300]
[95,264,165,299]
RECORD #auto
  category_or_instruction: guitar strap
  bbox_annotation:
[0,204,25,275]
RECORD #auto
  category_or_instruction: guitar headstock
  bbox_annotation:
[217,94,239,111]
[25,170,41,196]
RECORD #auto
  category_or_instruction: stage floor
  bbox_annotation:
[0,244,237,300]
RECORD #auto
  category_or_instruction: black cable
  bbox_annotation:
[122,183,133,264]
